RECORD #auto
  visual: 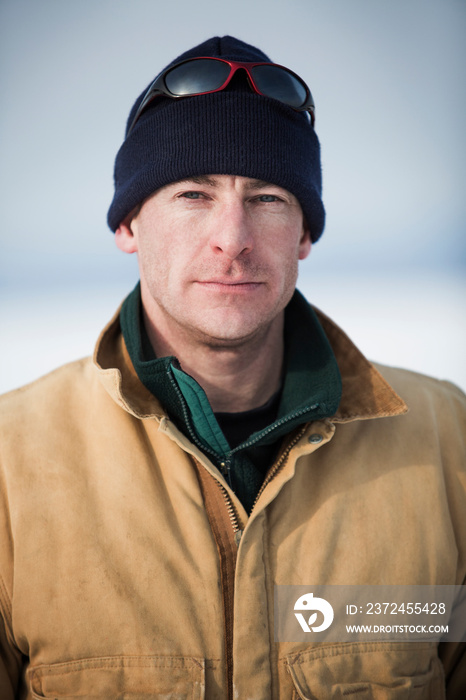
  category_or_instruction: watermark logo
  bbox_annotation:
[294,592,334,633]
[275,585,465,643]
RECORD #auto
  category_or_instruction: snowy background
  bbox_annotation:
[1,0,465,393]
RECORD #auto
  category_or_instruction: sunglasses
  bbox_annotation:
[127,57,315,136]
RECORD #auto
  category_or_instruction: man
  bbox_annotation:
[0,35,465,699]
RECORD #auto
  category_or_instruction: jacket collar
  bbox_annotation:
[313,307,408,422]
[94,291,407,424]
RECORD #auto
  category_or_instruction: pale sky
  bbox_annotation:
[0,0,465,392]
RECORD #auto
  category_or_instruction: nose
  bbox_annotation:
[208,200,254,260]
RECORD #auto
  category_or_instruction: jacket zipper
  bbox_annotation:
[192,459,240,700]
[206,425,308,697]
[218,483,241,698]
[217,423,308,541]
[218,481,244,546]
[249,424,308,513]
[173,360,311,696]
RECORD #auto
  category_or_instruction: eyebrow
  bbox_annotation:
[247,179,279,190]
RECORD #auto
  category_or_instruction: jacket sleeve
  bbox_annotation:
[441,383,466,698]
[0,612,22,700]
[440,641,466,699]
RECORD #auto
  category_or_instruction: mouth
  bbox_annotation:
[194,280,264,293]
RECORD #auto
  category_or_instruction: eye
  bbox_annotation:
[257,194,280,202]
[180,191,204,199]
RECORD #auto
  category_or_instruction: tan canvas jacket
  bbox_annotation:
[0,302,465,699]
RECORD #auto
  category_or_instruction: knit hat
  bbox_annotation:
[107,36,325,242]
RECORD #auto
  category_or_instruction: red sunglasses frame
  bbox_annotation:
[127,57,315,136]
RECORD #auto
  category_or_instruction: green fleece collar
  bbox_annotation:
[172,365,231,454]
[120,284,342,458]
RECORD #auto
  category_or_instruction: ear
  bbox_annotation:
[115,218,138,254]
[298,223,312,261]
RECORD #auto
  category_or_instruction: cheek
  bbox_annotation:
[137,235,167,284]
[268,225,308,263]
[138,233,196,292]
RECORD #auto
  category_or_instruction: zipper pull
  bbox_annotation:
[234,529,243,547]
[219,458,234,488]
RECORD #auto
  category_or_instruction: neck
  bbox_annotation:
[141,304,284,414]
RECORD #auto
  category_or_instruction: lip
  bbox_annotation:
[194,280,263,292]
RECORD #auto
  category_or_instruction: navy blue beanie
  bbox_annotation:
[107,36,325,242]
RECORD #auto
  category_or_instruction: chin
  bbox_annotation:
[192,315,275,347]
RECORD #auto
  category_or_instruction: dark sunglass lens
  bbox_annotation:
[251,66,307,108]
[165,59,231,96]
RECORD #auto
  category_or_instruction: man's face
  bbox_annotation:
[117,174,311,348]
